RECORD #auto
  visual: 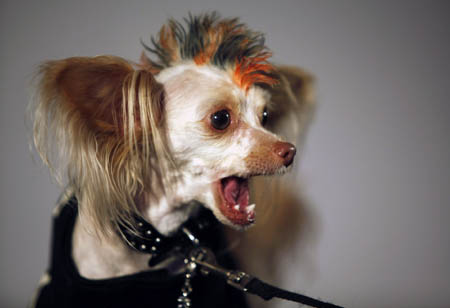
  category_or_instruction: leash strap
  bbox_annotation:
[245,278,344,308]
[188,247,345,308]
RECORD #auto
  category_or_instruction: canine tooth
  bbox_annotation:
[246,204,255,213]
[234,204,240,211]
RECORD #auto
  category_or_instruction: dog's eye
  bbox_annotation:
[210,110,231,130]
[261,107,269,126]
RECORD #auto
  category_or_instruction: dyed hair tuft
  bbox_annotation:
[142,12,277,91]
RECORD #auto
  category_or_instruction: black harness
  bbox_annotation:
[34,198,247,308]
[35,197,344,308]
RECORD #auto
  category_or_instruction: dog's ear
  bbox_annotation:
[37,56,163,136]
[33,56,167,237]
[265,65,315,140]
[275,65,315,108]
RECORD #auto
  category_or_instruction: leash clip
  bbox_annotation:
[225,271,253,292]
[188,246,253,292]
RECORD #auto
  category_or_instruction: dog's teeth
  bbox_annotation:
[246,204,255,213]
[234,204,240,211]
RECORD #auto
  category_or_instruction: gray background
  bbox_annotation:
[1,1,449,307]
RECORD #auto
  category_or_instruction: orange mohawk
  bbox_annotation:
[141,12,278,91]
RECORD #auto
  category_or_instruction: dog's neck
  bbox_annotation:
[71,196,195,279]
[143,193,199,235]
[72,214,152,279]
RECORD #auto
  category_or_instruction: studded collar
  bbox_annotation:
[119,205,221,267]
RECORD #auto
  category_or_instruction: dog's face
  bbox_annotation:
[154,63,296,229]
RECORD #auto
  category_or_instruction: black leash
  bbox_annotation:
[188,246,344,308]
[120,207,345,308]
[247,279,342,308]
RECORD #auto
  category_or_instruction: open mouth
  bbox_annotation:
[216,176,255,227]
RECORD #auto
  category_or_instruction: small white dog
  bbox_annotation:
[31,13,313,308]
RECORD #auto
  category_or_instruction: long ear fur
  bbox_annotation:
[32,56,170,238]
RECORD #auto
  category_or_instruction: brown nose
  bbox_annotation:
[273,142,296,167]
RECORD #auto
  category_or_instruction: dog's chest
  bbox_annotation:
[34,201,249,308]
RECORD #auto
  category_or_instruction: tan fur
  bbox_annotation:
[243,129,288,175]
[32,56,173,238]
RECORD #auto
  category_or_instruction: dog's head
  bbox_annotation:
[154,62,296,230]
[33,13,307,236]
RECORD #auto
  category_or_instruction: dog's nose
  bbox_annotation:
[273,142,296,167]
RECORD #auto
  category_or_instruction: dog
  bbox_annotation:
[31,12,314,308]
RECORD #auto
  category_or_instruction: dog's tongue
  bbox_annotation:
[223,176,249,207]
[219,176,254,226]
